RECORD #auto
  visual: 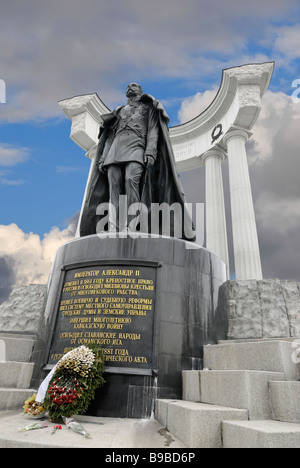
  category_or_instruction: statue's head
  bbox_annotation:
[126,82,143,98]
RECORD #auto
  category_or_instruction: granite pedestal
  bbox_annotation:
[39,234,226,418]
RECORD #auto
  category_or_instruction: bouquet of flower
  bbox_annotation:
[23,393,46,419]
[43,344,105,423]
[63,417,90,438]
[18,422,48,432]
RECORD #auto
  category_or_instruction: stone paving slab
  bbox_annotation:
[0,410,185,449]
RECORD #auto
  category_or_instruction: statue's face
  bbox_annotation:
[126,83,143,98]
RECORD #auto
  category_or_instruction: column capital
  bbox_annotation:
[223,128,250,146]
[86,144,98,160]
[202,148,226,163]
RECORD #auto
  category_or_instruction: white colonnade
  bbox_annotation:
[59,62,274,281]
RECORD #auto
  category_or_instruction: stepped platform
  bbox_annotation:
[1,330,300,448]
[155,338,300,448]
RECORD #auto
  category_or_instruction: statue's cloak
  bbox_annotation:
[79,94,196,242]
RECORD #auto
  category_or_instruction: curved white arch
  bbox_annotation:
[170,62,274,171]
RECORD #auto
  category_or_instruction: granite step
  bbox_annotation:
[0,362,34,389]
[0,389,36,411]
[222,420,300,448]
[0,334,35,363]
[270,381,300,423]
[155,399,248,448]
[203,340,299,380]
[183,370,285,420]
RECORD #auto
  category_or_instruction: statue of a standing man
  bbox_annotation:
[98,83,159,231]
[79,83,195,241]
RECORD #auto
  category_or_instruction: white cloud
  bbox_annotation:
[0,144,30,167]
[178,88,218,124]
[274,25,300,60]
[0,0,299,123]
[247,90,300,164]
[256,193,300,234]
[0,169,25,185]
[0,177,25,186]
[0,218,77,292]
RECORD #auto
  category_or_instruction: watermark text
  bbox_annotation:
[291,339,300,364]
[95,196,204,249]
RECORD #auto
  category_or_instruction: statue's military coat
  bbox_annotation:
[79,94,195,242]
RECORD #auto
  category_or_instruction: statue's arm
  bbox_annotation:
[95,127,109,172]
[97,111,120,170]
[145,106,160,165]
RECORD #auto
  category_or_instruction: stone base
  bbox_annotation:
[40,234,227,418]
[217,279,300,340]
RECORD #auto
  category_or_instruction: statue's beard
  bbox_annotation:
[127,94,142,104]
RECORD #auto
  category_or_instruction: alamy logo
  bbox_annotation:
[0,79,6,104]
[95,195,204,249]
[291,339,300,364]
[292,79,300,104]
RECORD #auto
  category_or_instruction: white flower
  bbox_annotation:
[57,346,95,374]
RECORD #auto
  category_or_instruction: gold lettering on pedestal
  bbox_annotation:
[50,266,155,368]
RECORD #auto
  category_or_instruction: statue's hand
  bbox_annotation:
[98,161,106,173]
[145,155,155,167]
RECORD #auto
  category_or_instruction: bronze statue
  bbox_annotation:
[79,83,195,241]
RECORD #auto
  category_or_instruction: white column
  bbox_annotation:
[203,149,229,279]
[75,145,98,238]
[224,129,262,280]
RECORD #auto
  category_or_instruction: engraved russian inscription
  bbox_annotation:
[48,265,156,372]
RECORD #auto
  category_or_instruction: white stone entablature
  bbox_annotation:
[171,62,274,171]
[58,93,110,153]
[59,62,274,281]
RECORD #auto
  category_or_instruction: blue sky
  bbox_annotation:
[0,119,87,235]
[1,0,300,301]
